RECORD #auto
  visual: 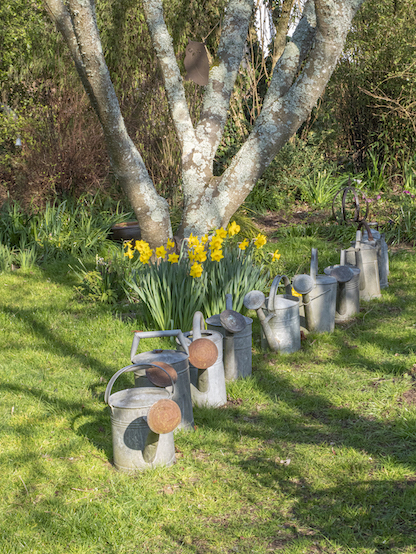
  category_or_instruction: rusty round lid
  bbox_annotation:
[147,399,182,434]
[145,361,177,388]
[220,309,246,333]
[188,338,218,369]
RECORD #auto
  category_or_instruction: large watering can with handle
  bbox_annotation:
[293,248,337,334]
[345,229,381,301]
[361,223,389,289]
[206,294,252,381]
[244,275,300,354]
[105,363,181,472]
[180,311,226,408]
[130,329,194,431]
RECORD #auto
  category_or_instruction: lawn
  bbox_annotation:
[1,244,416,554]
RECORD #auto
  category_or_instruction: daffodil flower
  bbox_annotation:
[254,233,267,249]
[271,249,281,261]
[135,239,150,253]
[238,239,249,250]
[195,250,207,262]
[201,234,209,244]
[215,227,227,239]
[227,221,240,236]
[124,247,134,259]
[166,238,175,250]
[209,236,223,251]
[190,262,203,278]
[211,249,224,262]
[155,245,167,259]
[168,253,179,264]
[188,233,200,248]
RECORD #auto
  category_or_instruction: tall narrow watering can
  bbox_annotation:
[244,275,300,354]
[293,248,337,334]
[206,294,252,381]
[181,311,226,408]
[324,250,360,322]
[345,230,381,301]
[105,363,181,472]
[130,330,194,431]
[361,224,389,289]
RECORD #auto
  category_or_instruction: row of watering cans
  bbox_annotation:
[105,298,254,473]
[246,225,389,355]
[104,227,389,473]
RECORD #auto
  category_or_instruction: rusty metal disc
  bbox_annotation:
[220,309,246,333]
[188,338,218,369]
[145,362,177,388]
[147,399,181,434]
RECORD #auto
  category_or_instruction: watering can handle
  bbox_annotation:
[104,363,176,405]
[310,248,318,283]
[268,275,291,312]
[130,329,189,362]
[192,311,205,341]
[225,294,233,311]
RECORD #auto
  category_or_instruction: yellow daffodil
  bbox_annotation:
[140,249,153,264]
[254,233,267,249]
[238,239,249,250]
[291,287,302,298]
[155,245,167,259]
[188,251,196,263]
[166,238,175,250]
[211,249,224,262]
[195,250,207,262]
[135,239,150,253]
[227,221,240,236]
[168,253,179,264]
[215,227,227,239]
[188,233,200,248]
[124,246,134,259]
[209,236,223,251]
[190,262,203,278]
[271,249,281,261]
[201,234,209,244]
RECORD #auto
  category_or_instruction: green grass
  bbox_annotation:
[1,246,416,553]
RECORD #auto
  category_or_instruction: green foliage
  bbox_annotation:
[0,243,14,272]
[298,170,350,207]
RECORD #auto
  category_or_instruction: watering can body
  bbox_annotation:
[130,330,194,431]
[299,274,337,333]
[345,236,381,301]
[105,364,177,472]
[324,264,360,321]
[182,326,226,408]
[362,229,389,289]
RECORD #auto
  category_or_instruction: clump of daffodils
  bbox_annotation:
[123,222,280,278]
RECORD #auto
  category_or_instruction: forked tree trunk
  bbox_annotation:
[44,0,365,247]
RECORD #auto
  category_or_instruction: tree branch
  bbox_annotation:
[195,0,254,162]
[142,0,196,157]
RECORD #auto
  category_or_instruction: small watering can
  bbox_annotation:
[324,250,360,322]
[293,248,337,334]
[361,224,389,289]
[181,311,226,408]
[206,294,252,381]
[130,329,194,431]
[344,230,381,300]
[105,363,181,472]
[244,275,300,354]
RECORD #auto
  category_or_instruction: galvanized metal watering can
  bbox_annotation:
[244,275,300,354]
[181,311,226,408]
[206,294,252,381]
[130,329,194,431]
[293,248,337,334]
[105,363,181,472]
[361,225,389,289]
[345,230,381,301]
[324,250,360,322]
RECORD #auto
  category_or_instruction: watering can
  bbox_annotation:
[292,248,337,334]
[206,294,252,381]
[104,363,181,472]
[324,250,360,321]
[344,230,381,301]
[130,330,194,431]
[244,275,300,354]
[361,224,389,289]
[180,311,226,408]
